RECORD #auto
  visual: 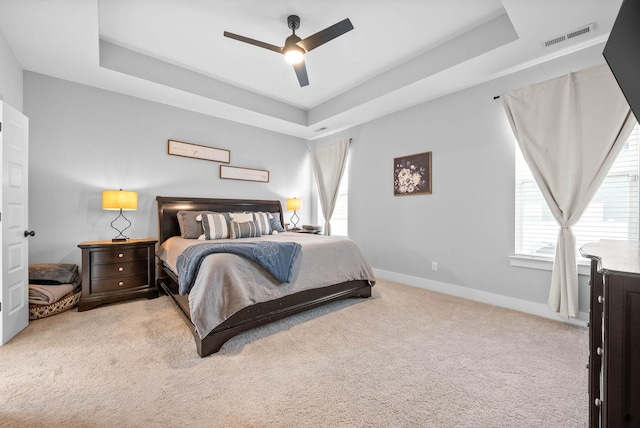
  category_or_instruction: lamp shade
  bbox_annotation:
[102,190,138,211]
[287,197,301,211]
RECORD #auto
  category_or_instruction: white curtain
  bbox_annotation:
[311,139,349,236]
[502,64,636,318]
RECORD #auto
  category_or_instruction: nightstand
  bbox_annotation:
[77,238,158,311]
[289,225,322,234]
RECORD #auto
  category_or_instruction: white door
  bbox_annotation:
[0,102,30,345]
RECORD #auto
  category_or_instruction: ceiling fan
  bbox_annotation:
[223,15,354,87]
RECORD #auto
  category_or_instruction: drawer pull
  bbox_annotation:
[118,281,124,286]
[597,295,603,304]
[597,347,603,356]
[595,398,602,407]
[118,253,124,258]
[118,267,124,272]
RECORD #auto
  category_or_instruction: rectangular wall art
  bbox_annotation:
[220,165,270,183]
[168,139,230,163]
[393,151,432,196]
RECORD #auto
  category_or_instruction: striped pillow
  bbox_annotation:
[229,220,262,239]
[199,213,229,240]
[253,212,271,235]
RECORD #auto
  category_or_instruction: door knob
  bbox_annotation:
[24,230,35,237]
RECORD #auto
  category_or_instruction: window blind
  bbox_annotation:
[515,123,639,258]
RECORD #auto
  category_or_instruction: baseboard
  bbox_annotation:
[373,268,589,328]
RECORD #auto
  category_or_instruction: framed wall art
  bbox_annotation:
[220,165,270,183]
[168,139,230,163]
[393,151,432,196]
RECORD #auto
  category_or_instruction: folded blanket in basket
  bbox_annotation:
[29,283,74,305]
[29,263,79,285]
[29,263,80,293]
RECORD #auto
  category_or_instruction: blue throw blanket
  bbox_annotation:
[176,241,302,295]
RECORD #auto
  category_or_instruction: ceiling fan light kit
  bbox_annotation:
[224,14,353,86]
[283,34,305,64]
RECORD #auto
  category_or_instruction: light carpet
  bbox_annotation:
[0,279,588,427]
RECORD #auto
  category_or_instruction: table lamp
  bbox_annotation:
[102,189,138,242]
[286,197,301,230]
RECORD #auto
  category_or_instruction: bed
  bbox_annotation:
[155,196,375,357]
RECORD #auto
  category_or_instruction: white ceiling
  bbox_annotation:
[0,0,623,139]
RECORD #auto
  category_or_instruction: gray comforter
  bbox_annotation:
[157,233,375,339]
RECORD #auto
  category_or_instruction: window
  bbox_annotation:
[515,123,639,259]
[317,161,349,236]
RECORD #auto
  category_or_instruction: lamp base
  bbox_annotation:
[289,210,300,230]
[110,209,133,243]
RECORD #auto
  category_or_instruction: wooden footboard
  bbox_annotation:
[157,270,371,357]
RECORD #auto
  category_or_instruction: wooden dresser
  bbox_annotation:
[78,238,157,311]
[580,240,640,427]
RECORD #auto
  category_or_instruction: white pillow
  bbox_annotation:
[229,212,253,223]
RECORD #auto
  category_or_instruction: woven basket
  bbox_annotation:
[29,291,81,320]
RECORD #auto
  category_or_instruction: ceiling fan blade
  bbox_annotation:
[293,61,309,87]
[297,18,353,52]
[223,31,282,54]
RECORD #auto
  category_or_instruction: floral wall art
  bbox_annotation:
[393,151,432,196]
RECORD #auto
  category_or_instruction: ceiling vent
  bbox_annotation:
[542,22,596,48]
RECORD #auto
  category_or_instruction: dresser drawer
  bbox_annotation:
[91,247,148,265]
[91,272,150,293]
[90,260,148,279]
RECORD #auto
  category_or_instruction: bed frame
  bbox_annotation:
[155,196,372,357]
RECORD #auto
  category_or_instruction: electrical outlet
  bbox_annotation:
[432,262,438,271]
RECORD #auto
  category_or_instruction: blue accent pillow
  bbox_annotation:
[268,212,286,233]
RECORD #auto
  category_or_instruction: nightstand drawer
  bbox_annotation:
[91,272,150,293]
[91,247,148,265]
[90,260,148,279]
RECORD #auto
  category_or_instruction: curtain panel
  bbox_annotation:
[311,139,349,236]
[502,64,636,318]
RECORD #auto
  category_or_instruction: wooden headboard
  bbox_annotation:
[156,196,285,244]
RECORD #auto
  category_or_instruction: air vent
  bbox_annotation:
[542,23,596,48]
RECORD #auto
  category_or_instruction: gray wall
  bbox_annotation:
[312,44,608,317]
[0,29,23,111]
[17,42,609,318]
[24,72,311,267]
